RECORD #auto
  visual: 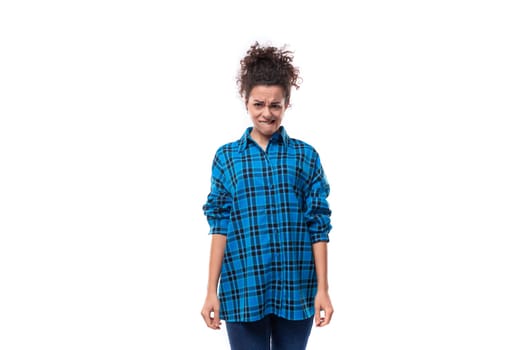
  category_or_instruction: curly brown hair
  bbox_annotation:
[237,42,301,106]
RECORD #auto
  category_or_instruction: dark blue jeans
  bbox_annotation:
[225,314,314,350]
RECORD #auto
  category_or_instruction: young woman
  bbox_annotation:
[201,42,333,350]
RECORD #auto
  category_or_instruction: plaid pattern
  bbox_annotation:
[203,127,331,322]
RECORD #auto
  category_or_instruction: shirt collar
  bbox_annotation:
[238,126,289,152]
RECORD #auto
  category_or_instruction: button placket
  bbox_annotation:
[266,151,282,265]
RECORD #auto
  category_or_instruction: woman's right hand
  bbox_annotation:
[201,294,221,330]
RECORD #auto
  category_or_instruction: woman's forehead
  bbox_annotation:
[248,85,285,100]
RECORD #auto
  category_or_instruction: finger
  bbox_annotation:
[318,308,333,327]
[201,309,212,328]
[323,307,333,325]
[314,307,322,327]
[211,310,221,329]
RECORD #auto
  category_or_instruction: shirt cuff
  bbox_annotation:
[310,231,330,243]
[208,218,229,235]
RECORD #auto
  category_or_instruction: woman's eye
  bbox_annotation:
[270,104,282,109]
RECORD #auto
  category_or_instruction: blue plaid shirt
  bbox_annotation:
[203,127,331,322]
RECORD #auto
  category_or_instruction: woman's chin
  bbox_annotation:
[257,124,279,135]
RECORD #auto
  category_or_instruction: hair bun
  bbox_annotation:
[237,42,301,105]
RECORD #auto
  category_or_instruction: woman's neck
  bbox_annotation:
[250,129,270,151]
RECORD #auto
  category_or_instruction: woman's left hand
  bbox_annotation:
[314,290,334,327]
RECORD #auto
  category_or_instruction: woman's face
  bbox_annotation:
[246,85,288,142]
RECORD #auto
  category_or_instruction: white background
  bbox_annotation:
[1,0,524,349]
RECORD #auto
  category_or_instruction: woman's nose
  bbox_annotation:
[262,106,272,117]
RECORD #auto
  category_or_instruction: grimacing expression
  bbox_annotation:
[247,85,287,140]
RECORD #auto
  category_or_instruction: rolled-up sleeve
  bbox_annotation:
[202,151,232,235]
[305,154,332,243]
